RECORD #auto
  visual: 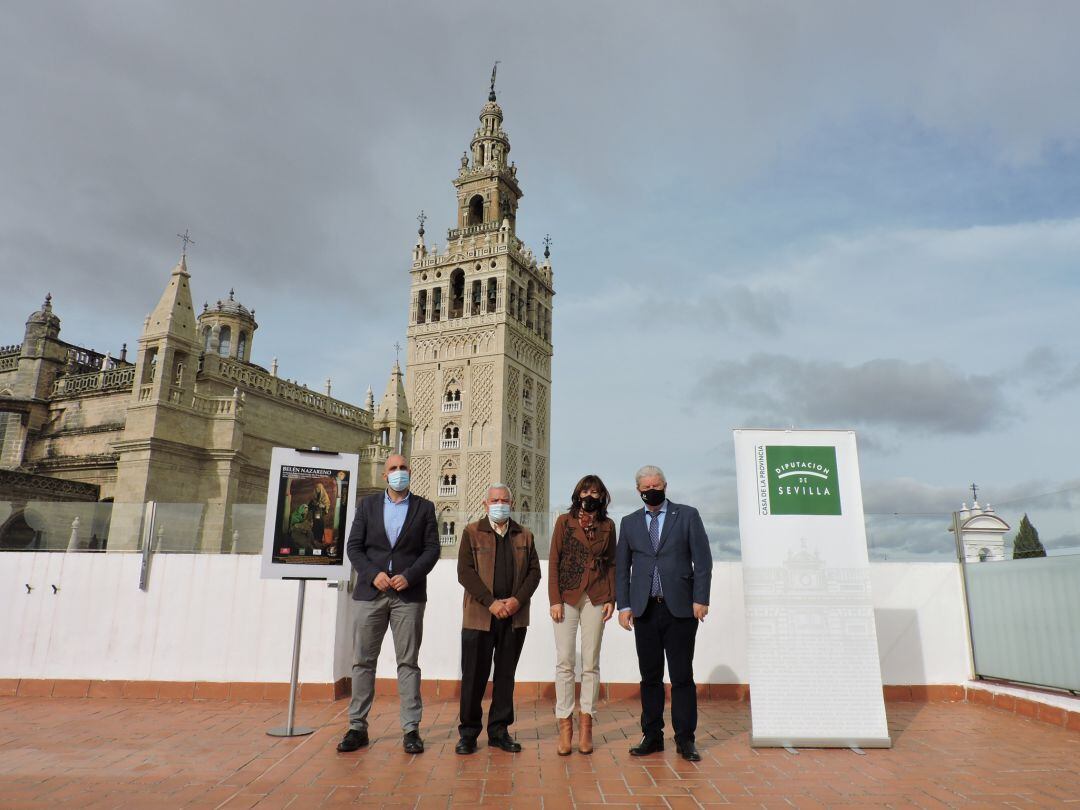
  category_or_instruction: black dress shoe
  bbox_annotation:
[336,729,369,752]
[403,730,425,754]
[675,740,701,761]
[629,734,664,756]
[455,737,478,755]
[488,733,522,753]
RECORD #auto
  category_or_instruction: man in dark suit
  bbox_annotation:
[337,454,439,755]
[616,464,712,761]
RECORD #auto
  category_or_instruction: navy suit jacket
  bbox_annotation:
[616,501,713,618]
[347,491,439,602]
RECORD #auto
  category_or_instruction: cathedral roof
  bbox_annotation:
[144,255,198,345]
[202,289,256,322]
[375,361,411,426]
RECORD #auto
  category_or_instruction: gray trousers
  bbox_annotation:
[347,591,425,733]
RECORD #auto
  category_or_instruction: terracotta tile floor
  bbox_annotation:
[1,695,1078,808]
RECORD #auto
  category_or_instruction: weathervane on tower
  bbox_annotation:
[417,210,426,238]
[177,228,195,259]
[543,234,552,259]
[489,61,500,101]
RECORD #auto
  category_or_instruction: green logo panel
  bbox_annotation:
[765,445,842,516]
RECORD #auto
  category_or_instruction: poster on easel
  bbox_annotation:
[260,447,359,580]
[733,429,890,749]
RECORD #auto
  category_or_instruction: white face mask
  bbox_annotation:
[487,503,511,523]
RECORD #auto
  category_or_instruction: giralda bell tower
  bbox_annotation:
[405,70,554,543]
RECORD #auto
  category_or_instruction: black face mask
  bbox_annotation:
[580,495,602,513]
[640,488,665,507]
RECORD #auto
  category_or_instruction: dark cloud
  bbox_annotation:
[697,354,1012,436]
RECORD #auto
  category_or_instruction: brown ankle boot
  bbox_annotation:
[557,717,573,756]
[578,713,593,754]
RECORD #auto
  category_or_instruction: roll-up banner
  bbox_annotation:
[733,429,890,749]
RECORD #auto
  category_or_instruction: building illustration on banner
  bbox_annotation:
[0,77,553,554]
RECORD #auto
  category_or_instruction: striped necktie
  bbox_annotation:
[649,511,662,597]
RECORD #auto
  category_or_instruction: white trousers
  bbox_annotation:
[553,595,606,718]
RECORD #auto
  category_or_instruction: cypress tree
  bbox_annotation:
[1012,513,1047,559]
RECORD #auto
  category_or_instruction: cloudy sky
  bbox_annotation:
[4,1,1079,557]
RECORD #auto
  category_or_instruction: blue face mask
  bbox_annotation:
[387,469,410,492]
[488,503,511,523]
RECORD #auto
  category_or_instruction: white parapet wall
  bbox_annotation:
[0,554,973,686]
[0,552,341,683]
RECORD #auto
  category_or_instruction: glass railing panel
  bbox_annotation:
[964,552,1080,691]
[0,500,120,552]
[228,503,269,554]
[151,502,208,553]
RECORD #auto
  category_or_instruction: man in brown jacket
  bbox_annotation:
[455,483,541,754]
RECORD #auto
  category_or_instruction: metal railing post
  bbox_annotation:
[138,501,157,591]
[952,510,979,680]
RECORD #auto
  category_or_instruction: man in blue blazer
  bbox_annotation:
[337,453,439,755]
[616,465,712,761]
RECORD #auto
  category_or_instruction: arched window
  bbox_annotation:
[443,386,462,412]
[416,289,427,324]
[237,331,247,360]
[471,280,482,315]
[202,326,211,352]
[143,348,158,383]
[522,418,533,444]
[487,277,498,313]
[450,269,465,318]
[432,288,442,322]
[468,194,484,226]
[218,326,232,357]
[526,281,535,329]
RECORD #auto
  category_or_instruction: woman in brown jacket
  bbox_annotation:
[548,474,616,755]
